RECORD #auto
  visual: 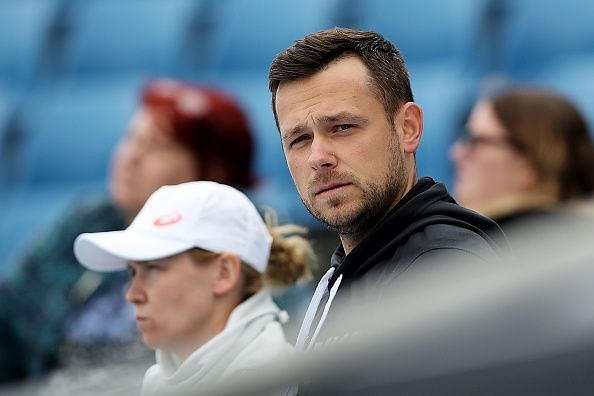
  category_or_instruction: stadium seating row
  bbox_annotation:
[1,0,593,271]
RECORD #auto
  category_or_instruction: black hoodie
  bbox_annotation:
[300,177,510,348]
[327,177,508,291]
[294,178,510,395]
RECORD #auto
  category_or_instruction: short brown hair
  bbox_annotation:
[490,87,594,200]
[269,28,413,129]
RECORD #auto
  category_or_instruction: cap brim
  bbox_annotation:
[74,230,192,272]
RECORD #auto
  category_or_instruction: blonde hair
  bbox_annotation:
[188,211,315,299]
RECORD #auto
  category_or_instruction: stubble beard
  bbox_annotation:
[301,135,408,237]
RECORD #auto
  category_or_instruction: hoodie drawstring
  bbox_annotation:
[287,267,343,396]
[294,266,343,352]
[309,273,343,347]
[294,267,335,351]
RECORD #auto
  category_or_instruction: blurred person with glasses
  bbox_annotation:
[451,86,594,231]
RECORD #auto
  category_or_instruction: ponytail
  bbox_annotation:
[242,211,315,297]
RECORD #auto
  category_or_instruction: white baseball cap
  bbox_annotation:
[74,181,272,273]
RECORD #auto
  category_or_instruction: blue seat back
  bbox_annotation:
[18,77,141,185]
[206,0,340,75]
[62,0,203,77]
[0,0,59,89]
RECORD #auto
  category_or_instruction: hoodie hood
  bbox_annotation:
[141,290,289,395]
[329,177,508,287]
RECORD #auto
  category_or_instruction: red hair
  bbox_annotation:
[141,79,255,188]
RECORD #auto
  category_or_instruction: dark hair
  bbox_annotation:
[269,28,414,129]
[142,79,255,188]
[490,87,594,200]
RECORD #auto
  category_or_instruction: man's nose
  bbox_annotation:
[308,136,337,171]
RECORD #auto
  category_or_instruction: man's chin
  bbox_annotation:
[312,208,362,233]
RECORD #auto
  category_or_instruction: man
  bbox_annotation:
[268,28,508,353]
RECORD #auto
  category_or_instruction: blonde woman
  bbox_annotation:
[74,181,314,395]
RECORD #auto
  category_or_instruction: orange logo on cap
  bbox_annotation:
[154,212,183,227]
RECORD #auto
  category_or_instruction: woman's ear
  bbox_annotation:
[212,252,242,296]
[397,102,423,154]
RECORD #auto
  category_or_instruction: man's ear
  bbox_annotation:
[396,102,423,154]
[212,252,242,296]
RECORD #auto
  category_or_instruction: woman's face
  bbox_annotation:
[125,252,220,356]
[450,100,536,212]
[109,108,200,218]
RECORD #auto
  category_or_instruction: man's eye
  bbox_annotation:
[337,124,354,131]
[290,134,311,147]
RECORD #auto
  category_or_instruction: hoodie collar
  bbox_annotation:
[156,290,281,375]
[328,177,505,286]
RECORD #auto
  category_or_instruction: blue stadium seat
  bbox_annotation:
[0,88,13,145]
[61,0,205,77]
[17,76,142,186]
[411,67,476,189]
[205,0,341,76]
[0,0,60,90]
[0,88,19,188]
[535,59,594,136]
[353,0,487,71]
[501,0,594,78]
[1,74,140,271]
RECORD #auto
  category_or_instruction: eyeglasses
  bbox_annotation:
[457,133,521,152]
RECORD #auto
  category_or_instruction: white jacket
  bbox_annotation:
[141,290,290,395]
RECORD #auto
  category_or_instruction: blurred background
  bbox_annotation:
[1,0,593,273]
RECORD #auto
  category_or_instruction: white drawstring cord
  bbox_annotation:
[294,266,336,351]
[309,273,343,347]
[286,268,343,396]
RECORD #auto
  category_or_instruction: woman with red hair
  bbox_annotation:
[0,79,256,384]
[111,78,255,219]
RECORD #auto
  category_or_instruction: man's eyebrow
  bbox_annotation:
[316,112,369,125]
[282,124,309,142]
[281,112,368,142]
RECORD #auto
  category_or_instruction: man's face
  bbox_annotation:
[275,56,410,235]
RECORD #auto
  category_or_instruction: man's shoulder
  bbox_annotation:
[363,223,503,290]
[408,223,502,262]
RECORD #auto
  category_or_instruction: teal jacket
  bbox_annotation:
[0,197,129,383]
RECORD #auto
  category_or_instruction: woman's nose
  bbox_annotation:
[125,276,146,305]
[449,138,469,163]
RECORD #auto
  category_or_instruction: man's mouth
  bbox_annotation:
[315,182,352,196]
